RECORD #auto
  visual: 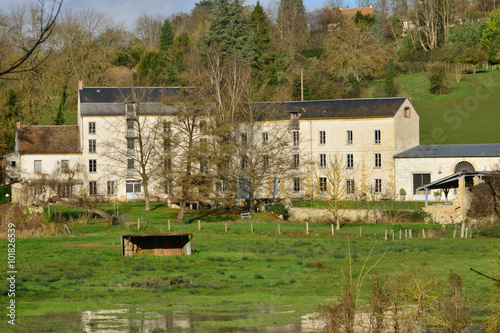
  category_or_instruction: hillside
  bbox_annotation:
[365,69,500,145]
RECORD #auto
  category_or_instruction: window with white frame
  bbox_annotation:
[347,154,353,168]
[319,154,326,168]
[127,120,134,137]
[89,159,96,173]
[34,160,42,173]
[89,139,96,153]
[89,122,96,134]
[107,180,116,195]
[293,131,299,149]
[375,130,381,144]
[128,139,135,155]
[127,159,135,172]
[293,178,301,192]
[346,130,353,144]
[89,181,97,195]
[319,177,327,192]
[374,153,381,168]
[346,179,355,194]
[375,179,382,193]
[293,154,300,169]
[319,131,326,145]
[262,132,268,145]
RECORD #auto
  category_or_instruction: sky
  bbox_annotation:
[0,0,359,29]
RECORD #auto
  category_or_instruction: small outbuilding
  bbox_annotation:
[121,233,194,256]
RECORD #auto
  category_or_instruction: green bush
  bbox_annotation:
[268,203,289,220]
[479,224,500,237]
[0,185,12,205]
[429,65,449,95]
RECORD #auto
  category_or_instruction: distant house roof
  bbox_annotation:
[394,144,500,158]
[340,6,374,16]
[249,97,408,121]
[18,125,81,154]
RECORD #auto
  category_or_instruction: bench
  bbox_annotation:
[240,212,252,220]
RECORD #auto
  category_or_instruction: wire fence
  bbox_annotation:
[291,200,426,211]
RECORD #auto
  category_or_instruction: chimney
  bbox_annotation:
[78,80,83,90]
[16,122,20,130]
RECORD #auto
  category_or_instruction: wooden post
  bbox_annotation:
[278,223,281,235]
[137,218,140,230]
[405,229,408,239]
[392,230,395,241]
[331,224,334,235]
[306,222,309,234]
[168,219,171,231]
[465,227,468,239]
[385,229,388,241]
[409,230,413,239]
[225,222,228,233]
[453,228,456,239]
[461,223,465,238]
[399,229,402,240]
[198,220,201,231]
[64,224,71,234]
[251,222,253,234]
[359,226,362,238]
[422,229,426,239]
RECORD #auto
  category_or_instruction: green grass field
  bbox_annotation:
[365,68,500,145]
[1,203,500,332]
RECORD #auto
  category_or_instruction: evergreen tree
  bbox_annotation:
[159,20,174,52]
[249,1,271,59]
[55,85,67,125]
[384,59,394,97]
[205,0,255,62]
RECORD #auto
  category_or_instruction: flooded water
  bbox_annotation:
[80,308,325,332]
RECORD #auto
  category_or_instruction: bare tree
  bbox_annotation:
[311,153,358,230]
[101,88,167,211]
[0,0,63,78]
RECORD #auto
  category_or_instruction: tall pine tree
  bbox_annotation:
[204,0,255,62]
[249,1,271,60]
[159,20,174,51]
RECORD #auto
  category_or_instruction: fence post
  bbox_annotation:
[278,223,281,235]
[422,229,426,239]
[409,230,413,239]
[225,222,228,233]
[306,222,309,235]
[198,220,201,231]
[461,223,465,238]
[465,227,468,239]
[453,228,456,239]
[405,229,408,239]
[168,219,170,231]
[137,218,140,230]
[399,229,402,240]
[392,229,395,241]
[331,224,334,236]
[251,222,253,234]
[360,226,362,238]
[385,229,388,241]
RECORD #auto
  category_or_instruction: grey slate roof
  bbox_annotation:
[249,97,408,120]
[395,144,500,158]
[79,87,188,117]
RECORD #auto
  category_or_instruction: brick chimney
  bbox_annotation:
[78,80,83,90]
[16,121,20,130]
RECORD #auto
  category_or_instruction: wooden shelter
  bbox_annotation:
[121,233,194,256]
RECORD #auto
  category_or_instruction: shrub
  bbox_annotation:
[479,224,500,237]
[429,65,449,95]
[268,203,289,220]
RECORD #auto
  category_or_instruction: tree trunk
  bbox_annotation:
[336,215,340,230]
[143,180,150,211]
[177,200,186,224]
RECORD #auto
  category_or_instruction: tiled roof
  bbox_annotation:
[341,7,374,16]
[18,125,81,154]
[249,98,408,120]
[394,144,500,158]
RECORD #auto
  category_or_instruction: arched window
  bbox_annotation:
[454,161,475,173]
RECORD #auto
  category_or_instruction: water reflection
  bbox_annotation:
[80,308,325,332]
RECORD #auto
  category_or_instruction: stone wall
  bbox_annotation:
[288,207,383,223]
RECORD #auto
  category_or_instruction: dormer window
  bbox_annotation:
[126,103,136,119]
[290,112,300,130]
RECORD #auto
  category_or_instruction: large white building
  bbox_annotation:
[3,85,500,205]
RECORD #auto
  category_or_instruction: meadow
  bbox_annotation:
[1,203,499,332]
